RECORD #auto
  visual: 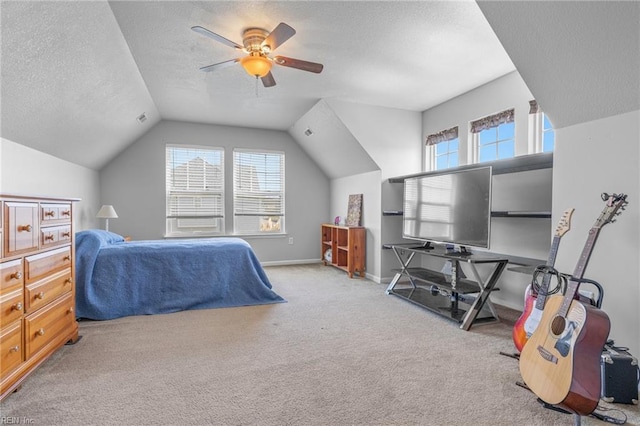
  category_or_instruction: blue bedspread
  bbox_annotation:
[75,230,285,320]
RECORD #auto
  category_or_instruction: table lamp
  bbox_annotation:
[96,205,118,231]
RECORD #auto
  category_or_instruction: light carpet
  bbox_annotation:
[1,264,638,425]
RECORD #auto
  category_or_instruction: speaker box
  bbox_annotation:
[601,345,639,404]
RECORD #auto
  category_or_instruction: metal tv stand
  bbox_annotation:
[385,243,508,331]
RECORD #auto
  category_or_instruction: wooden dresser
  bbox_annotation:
[0,194,79,401]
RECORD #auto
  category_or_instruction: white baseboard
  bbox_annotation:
[261,259,322,267]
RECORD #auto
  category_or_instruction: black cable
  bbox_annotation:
[530,265,564,296]
[591,406,628,425]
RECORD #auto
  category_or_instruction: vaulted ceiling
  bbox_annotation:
[1,1,515,170]
[2,2,638,173]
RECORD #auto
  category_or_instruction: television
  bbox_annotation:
[402,166,492,250]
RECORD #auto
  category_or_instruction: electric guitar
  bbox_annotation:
[519,193,627,416]
[512,208,574,352]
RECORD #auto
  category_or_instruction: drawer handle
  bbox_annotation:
[10,271,22,280]
[65,277,73,285]
[44,234,55,241]
[36,292,45,300]
[18,224,32,232]
[36,328,45,337]
[44,211,55,217]
[9,345,20,353]
[11,302,23,311]
[61,210,71,216]
[61,232,71,238]
[68,307,74,314]
[63,255,71,262]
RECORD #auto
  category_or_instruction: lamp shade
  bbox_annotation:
[96,205,118,219]
[240,54,272,78]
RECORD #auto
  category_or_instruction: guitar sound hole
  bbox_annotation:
[550,316,566,336]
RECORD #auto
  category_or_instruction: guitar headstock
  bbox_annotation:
[595,193,628,228]
[555,208,575,237]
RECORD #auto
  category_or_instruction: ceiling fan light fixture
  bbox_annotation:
[240,54,272,78]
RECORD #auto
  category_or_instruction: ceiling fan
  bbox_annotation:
[191,22,323,88]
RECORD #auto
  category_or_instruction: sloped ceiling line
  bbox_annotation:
[288,100,379,180]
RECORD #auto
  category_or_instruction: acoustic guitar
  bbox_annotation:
[519,193,627,416]
[512,208,574,352]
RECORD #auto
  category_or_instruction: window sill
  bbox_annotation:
[163,233,287,239]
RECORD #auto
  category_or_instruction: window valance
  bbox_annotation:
[470,109,514,134]
[425,126,458,146]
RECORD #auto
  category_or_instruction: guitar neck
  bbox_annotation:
[559,227,601,317]
[533,235,562,310]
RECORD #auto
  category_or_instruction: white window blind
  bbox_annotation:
[166,145,224,236]
[233,149,285,234]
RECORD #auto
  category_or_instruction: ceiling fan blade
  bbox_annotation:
[199,58,240,72]
[191,26,243,50]
[261,72,276,88]
[273,56,323,74]
[262,22,296,51]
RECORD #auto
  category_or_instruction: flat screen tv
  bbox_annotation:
[402,166,492,250]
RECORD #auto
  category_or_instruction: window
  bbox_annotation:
[426,126,459,170]
[471,109,515,163]
[233,149,285,235]
[529,100,555,153]
[541,115,555,152]
[166,145,224,236]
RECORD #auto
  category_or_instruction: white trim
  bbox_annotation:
[261,259,322,267]
[530,111,543,153]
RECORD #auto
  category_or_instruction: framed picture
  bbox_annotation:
[345,194,363,226]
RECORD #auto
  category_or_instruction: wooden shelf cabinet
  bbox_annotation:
[321,224,366,278]
[1,194,79,401]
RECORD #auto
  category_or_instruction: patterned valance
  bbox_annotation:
[425,126,458,146]
[529,100,539,114]
[470,109,514,134]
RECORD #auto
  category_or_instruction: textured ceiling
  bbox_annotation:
[477,1,640,129]
[1,0,515,170]
[1,1,160,170]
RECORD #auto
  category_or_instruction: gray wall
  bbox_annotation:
[323,100,423,282]
[419,71,546,309]
[420,71,640,356]
[99,120,329,264]
[553,110,639,357]
[0,137,101,230]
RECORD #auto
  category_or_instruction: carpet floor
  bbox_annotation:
[1,264,638,425]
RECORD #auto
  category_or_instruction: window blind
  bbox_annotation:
[233,149,285,233]
[166,145,224,219]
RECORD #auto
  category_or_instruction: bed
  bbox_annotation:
[75,230,285,320]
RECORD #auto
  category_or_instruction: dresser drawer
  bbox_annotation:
[0,321,23,377]
[25,270,73,313]
[40,204,72,225]
[24,246,72,284]
[4,202,39,257]
[25,292,74,359]
[0,259,23,295]
[0,289,24,324]
[40,225,72,248]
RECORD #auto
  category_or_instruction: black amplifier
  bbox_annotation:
[601,345,639,404]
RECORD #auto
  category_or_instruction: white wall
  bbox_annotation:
[325,100,423,281]
[553,110,640,357]
[0,138,101,230]
[330,170,381,280]
[99,120,329,264]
